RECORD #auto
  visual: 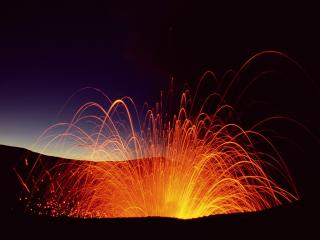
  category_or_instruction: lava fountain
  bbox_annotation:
[21,51,299,219]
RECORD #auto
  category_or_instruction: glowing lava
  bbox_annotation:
[22,51,298,219]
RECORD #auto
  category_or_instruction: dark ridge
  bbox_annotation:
[0,144,317,238]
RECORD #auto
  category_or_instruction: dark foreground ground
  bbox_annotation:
[0,145,318,239]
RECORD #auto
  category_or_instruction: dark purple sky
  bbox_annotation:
[0,1,319,149]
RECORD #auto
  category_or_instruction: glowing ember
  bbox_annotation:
[21,51,298,219]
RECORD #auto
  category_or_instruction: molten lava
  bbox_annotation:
[22,51,298,219]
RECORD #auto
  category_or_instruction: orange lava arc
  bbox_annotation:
[24,52,298,219]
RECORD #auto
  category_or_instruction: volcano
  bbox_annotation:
[0,144,317,238]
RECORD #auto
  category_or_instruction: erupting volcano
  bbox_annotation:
[19,52,299,219]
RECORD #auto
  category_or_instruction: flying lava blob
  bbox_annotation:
[21,51,299,219]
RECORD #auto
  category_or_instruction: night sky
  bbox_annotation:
[0,1,320,150]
